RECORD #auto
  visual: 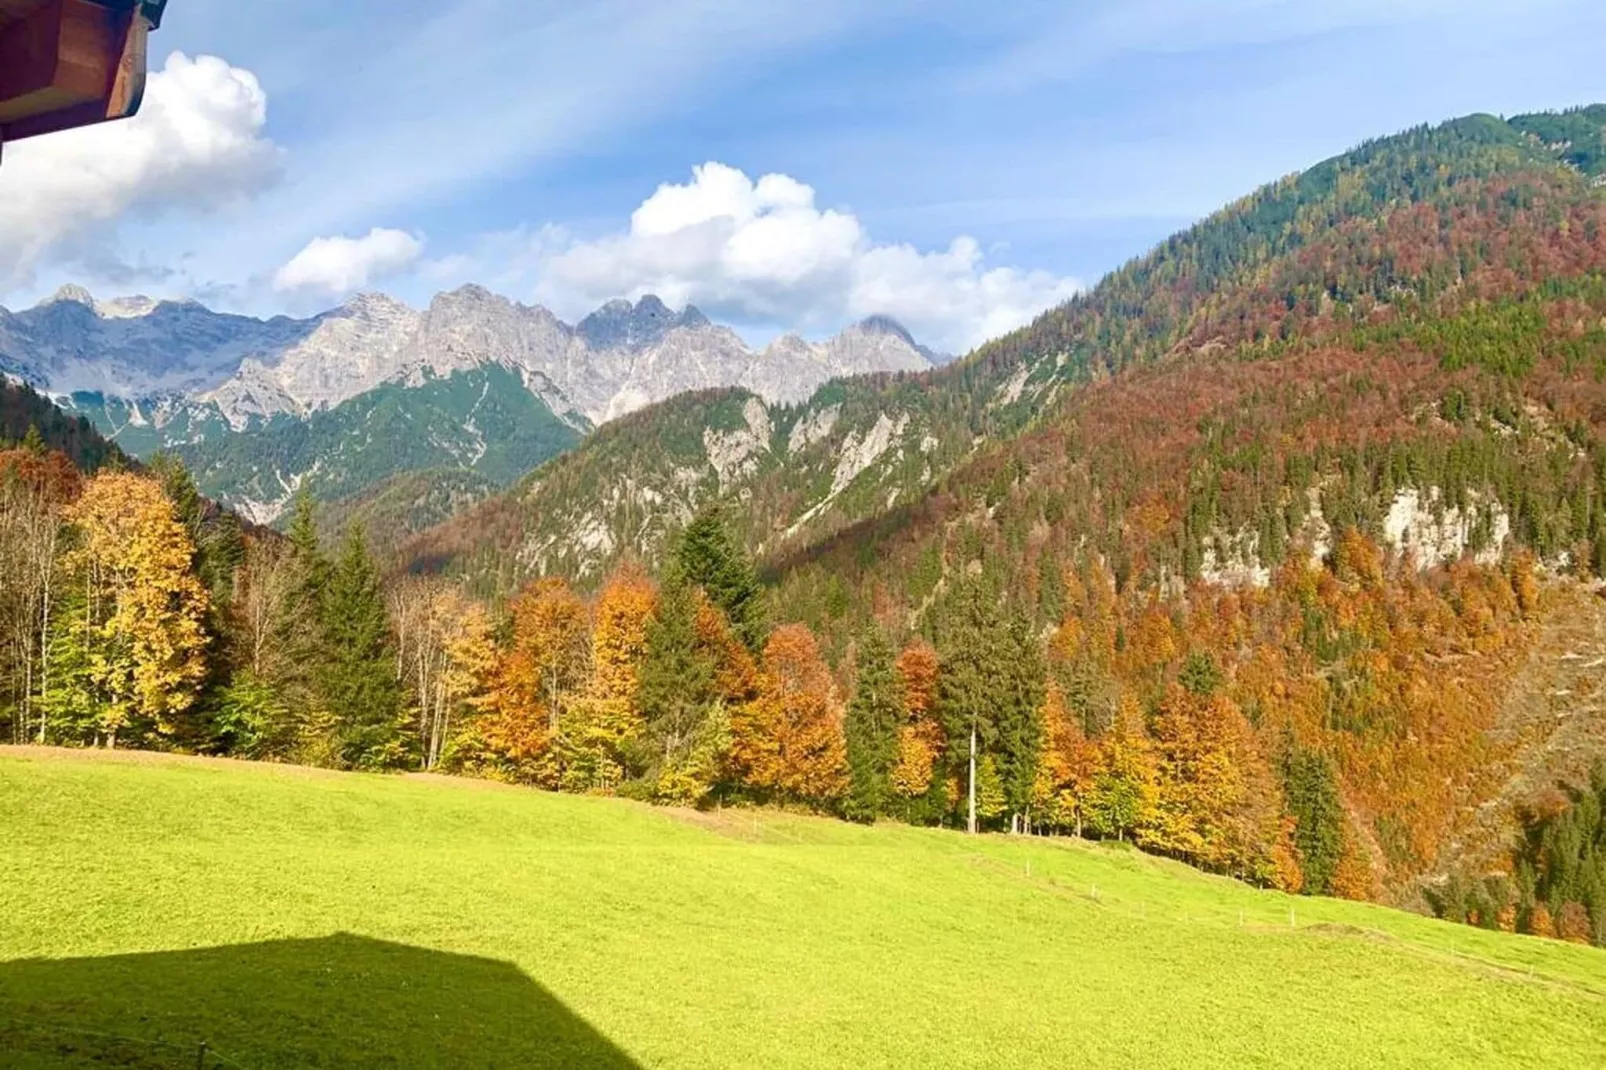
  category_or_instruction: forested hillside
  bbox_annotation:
[404,106,1606,590]
[1,377,126,472]
[172,365,585,525]
[8,108,1606,950]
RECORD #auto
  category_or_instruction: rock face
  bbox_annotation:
[0,287,938,428]
[0,286,939,524]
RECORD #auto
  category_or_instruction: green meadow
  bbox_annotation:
[1,748,1603,1068]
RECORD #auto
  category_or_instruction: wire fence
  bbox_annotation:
[0,1014,249,1068]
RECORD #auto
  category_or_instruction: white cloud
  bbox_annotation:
[273,228,424,296]
[533,162,1080,354]
[0,52,279,293]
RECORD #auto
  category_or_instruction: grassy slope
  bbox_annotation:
[0,750,1603,1069]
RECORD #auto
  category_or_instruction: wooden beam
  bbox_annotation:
[0,0,53,30]
[0,0,142,143]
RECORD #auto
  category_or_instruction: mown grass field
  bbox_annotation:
[1,748,1603,1068]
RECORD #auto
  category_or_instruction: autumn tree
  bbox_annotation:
[58,471,210,748]
[1085,695,1160,842]
[475,576,591,779]
[0,445,78,744]
[731,623,848,805]
[553,565,655,792]
[391,579,498,770]
[844,626,902,822]
[890,639,946,817]
[1146,682,1300,888]
[1033,680,1104,837]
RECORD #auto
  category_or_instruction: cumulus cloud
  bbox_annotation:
[534,162,1080,354]
[0,52,280,293]
[273,228,424,296]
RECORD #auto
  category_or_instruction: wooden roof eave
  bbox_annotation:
[0,0,156,150]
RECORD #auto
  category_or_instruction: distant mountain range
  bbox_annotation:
[0,286,942,522]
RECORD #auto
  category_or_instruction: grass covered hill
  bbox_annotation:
[1,748,1603,1069]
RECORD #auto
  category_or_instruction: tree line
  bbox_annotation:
[0,444,1334,895]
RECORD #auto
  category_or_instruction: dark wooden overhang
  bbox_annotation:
[0,0,166,150]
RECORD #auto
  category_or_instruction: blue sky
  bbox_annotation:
[1,0,1603,352]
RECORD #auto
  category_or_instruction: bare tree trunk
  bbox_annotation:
[36,528,53,745]
[967,724,977,835]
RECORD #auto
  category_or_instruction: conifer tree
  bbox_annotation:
[937,578,1045,833]
[676,505,767,652]
[318,526,404,768]
[844,626,902,822]
[936,578,995,833]
[1282,748,1345,895]
[994,607,1046,825]
[636,562,719,787]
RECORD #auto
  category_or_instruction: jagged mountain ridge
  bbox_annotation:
[0,287,939,522]
[0,287,939,428]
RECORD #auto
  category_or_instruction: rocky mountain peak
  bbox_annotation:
[853,314,918,346]
[341,291,414,317]
[45,284,96,308]
[429,284,509,315]
[577,294,706,352]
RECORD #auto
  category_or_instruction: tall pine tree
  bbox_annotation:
[319,525,404,769]
[635,562,720,790]
[937,577,1045,832]
[677,505,767,653]
[844,626,902,822]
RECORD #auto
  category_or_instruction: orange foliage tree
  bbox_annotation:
[731,623,848,805]
[890,640,943,801]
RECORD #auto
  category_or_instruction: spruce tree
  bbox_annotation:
[936,578,994,833]
[844,627,902,822]
[676,505,767,652]
[318,526,404,769]
[993,607,1045,822]
[1283,748,1344,895]
[271,490,331,728]
[937,578,1045,832]
[635,563,719,786]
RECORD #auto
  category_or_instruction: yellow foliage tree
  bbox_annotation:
[1032,679,1104,836]
[589,566,656,706]
[540,565,655,792]
[66,471,209,747]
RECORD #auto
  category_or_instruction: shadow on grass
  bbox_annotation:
[0,933,641,1068]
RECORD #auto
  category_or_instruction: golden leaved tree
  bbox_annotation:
[890,640,942,799]
[731,624,848,804]
[555,566,655,792]
[66,471,209,747]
